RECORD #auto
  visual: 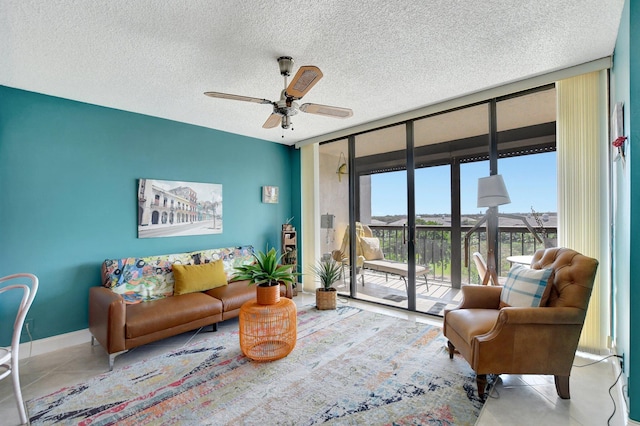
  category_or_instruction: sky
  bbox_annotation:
[371,152,557,216]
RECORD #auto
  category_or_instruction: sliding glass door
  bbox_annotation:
[315,85,557,316]
[354,125,409,309]
[412,103,490,314]
[318,139,350,292]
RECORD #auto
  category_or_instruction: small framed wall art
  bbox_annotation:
[262,186,279,204]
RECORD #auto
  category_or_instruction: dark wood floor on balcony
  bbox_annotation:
[335,270,462,316]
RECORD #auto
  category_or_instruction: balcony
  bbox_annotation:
[336,223,557,316]
[371,224,556,284]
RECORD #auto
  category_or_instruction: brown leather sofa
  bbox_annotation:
[89,247,291,370]
[443,247,598,400]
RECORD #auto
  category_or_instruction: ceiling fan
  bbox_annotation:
[204,56,353,132]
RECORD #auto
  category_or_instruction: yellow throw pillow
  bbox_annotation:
[172,260,227,295]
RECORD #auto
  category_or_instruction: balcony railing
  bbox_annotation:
[369,224,557,285]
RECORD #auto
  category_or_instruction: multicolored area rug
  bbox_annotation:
[28,305,484,425]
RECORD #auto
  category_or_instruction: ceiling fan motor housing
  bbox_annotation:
[275,98,299,117]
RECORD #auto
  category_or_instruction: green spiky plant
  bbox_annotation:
[232,246,296,288]
[310,258,342,291]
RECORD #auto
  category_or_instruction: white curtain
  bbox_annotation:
[300,144,320,292]
[556,70,610,352]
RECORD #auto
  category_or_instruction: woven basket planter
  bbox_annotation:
[316,288,337,310]
[256,284,280,305]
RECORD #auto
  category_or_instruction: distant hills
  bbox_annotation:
[371,212,557,228]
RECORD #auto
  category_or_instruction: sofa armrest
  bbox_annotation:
[89,287,126,354]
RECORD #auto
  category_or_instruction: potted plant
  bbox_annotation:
[310,258,342,310]
[232,247,296,305]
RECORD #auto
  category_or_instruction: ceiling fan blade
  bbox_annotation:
[204,91,273,105]
[263,113,282,129]
[300,103,353,118]
[285,66,323,99]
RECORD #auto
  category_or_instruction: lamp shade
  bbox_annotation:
[477,174,511,208]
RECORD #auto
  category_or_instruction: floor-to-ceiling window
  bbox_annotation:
[354,125,408,306]
[317,139,350,288]
[317,85,557,315]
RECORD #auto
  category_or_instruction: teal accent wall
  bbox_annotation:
[612,0,639,419]
[0,86,300,345]
[628,0,640,419]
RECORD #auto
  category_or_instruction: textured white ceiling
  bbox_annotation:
[1,1,624,145]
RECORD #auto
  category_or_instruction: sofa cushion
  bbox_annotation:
[172,260,227,295]
[125,293,223,339]
[500,264,553,308]
[205,280,256,313]
[102,246,255,302]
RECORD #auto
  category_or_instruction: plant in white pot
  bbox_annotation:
[232,247,296,305]
[310,258,342,310]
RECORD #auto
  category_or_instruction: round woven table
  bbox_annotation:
[238,298,297,362]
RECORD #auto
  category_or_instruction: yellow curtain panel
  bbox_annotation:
[556,70,608,352]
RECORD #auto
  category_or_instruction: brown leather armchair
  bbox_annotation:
[444,247,599,400]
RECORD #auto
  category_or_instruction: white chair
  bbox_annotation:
[472,252,507,285]
[472,252,488,283]
[0,273,39,425]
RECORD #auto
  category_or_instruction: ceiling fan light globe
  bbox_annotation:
[277,56,294,76]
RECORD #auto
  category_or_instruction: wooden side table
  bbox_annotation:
[238,298,297,361]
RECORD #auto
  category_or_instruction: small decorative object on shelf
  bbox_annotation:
[281,222,298,295]
[283,216,294,231]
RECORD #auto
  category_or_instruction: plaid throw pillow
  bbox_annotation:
[500,264,553,308]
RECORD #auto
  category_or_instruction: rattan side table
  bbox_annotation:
[238,298,297,361]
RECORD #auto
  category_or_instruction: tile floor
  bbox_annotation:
[0,292,626,425]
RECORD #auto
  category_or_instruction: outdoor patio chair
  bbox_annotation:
[332,222,370,282]
[332,223,429,290]
[472,252,506,285]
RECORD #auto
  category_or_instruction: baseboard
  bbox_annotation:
[18,328,92,360]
